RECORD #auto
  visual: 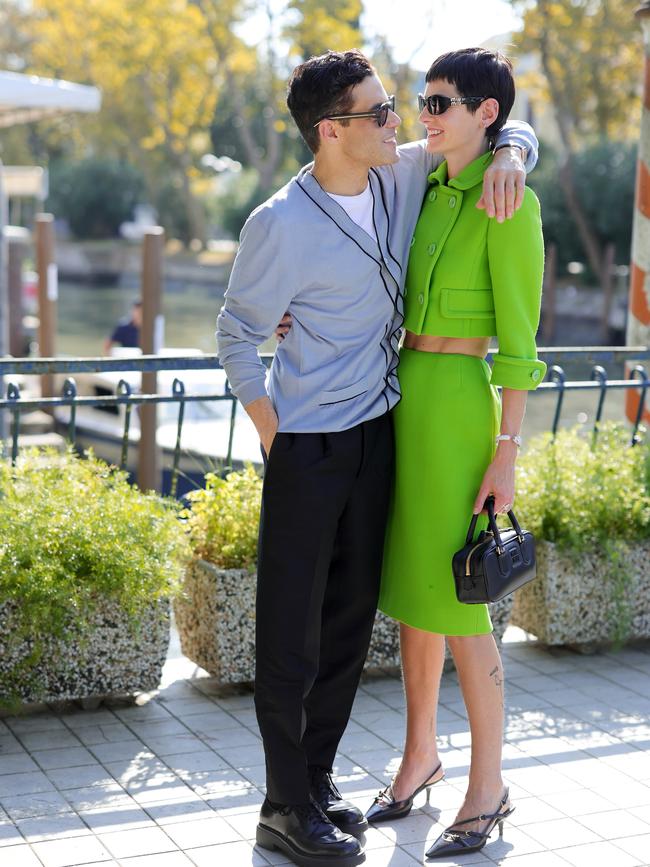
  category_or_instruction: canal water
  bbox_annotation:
[57,279,226,357]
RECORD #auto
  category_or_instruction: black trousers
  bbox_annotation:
[254,412,393,805]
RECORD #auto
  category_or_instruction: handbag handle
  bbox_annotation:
[464,495,524,550]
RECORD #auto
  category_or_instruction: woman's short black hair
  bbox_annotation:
[425,48,515,142]
[287,49,375,154]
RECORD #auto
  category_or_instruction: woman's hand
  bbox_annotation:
[274,312,292,342]
[472,441,518,515]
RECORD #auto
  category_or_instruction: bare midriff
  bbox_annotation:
[403,331,490,358]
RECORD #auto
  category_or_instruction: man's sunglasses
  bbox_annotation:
[314,95,396,128]
[418,94,487,116]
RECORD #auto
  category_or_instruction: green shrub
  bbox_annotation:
[182,465,262,569]
[0,448,190,679]
[210,169,266,239]
[155,175,194,246]
[529,139,636,274]
[47,158,145,239]
[515,423,650,548]
[515,423,650,645]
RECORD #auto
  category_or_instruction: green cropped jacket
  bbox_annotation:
[403,150,546,390]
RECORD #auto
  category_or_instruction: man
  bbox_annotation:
[216,49,537,867]
[104,300,142,353]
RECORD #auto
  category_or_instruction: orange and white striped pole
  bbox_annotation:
[626,2,650,424]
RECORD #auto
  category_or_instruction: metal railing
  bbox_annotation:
[531,346,649,444]
[0,346,648,497]
[0,354,238,498]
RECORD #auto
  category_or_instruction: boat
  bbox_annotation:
[53,350,261,496]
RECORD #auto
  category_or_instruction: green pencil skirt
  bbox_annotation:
[379,350,501,635]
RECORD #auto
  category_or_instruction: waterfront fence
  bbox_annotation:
[0,346,648,497]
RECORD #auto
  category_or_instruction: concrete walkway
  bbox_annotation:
[1,629,650,867]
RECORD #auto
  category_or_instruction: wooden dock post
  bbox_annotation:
[7,227,29,357]
[0,163,7,442]
[601,242,616,344]
[626,2,650,424]
[137,227,164,492]
[35,214,57,402]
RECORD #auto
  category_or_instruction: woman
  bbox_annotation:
[365,48,545,859]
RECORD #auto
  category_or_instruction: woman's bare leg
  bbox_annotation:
[390,623,446,800]
[446,633,508,828]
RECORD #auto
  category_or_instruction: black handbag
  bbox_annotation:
[452,496,536,604]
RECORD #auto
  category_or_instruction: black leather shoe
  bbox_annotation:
[309,766,369,837]
[366,761,445,823]
[256,797,365,867]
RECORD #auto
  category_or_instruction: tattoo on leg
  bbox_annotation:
[489,665,503,690]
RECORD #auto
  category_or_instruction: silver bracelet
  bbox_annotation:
[496,434,522,448]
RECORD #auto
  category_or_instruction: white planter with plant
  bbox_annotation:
[0,449,189,707]
[174,466,513,684]
[511,424,650,647]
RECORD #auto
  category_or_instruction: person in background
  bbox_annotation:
[104,300,142,353]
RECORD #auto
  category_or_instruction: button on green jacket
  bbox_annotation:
[404,150,546,390]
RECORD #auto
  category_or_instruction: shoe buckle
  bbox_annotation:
[375,785,395,805]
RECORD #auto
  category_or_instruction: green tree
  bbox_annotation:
[530,140,637,271]
[47,158,145,239]
[284,0,362,61]
[195,0,284,194]
[369,35,423,147]
[0,0,33,74]
[201,0,366,214]
[0,1,57,168]
[29,0,221,245]
[6,0,372,239]
[509,0,643,288]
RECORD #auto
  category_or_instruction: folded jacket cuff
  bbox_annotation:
[490,354,547,390]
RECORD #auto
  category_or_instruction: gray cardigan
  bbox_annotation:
[217,128,537,433]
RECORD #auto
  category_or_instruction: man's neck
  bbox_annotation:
[311,153,369,196]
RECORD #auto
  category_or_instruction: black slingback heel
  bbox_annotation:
[425,788,514,859]
[365,762,445,823]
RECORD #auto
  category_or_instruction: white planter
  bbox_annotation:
[174,559,513,684]
[511,540,650,647]
[0,598,170,705]
[174,561,256,684]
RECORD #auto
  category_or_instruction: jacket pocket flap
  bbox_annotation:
[441,288,495,319]
[319,376,368,406]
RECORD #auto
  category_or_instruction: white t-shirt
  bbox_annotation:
[327,184,376,240]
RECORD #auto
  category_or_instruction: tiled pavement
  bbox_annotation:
[1,628,650,867]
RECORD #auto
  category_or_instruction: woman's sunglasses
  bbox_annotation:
[418,94,487,116]
[314,95,396,128]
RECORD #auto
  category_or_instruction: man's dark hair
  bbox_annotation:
[287,49,375,154]
[425,48,515,142]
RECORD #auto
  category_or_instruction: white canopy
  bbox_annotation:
[0,70,101,396]
[0,70,101,128]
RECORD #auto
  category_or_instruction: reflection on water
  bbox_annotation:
[57,280,226,357]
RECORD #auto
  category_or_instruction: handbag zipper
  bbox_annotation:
[464,530,496,576]
[465,539,484,576]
